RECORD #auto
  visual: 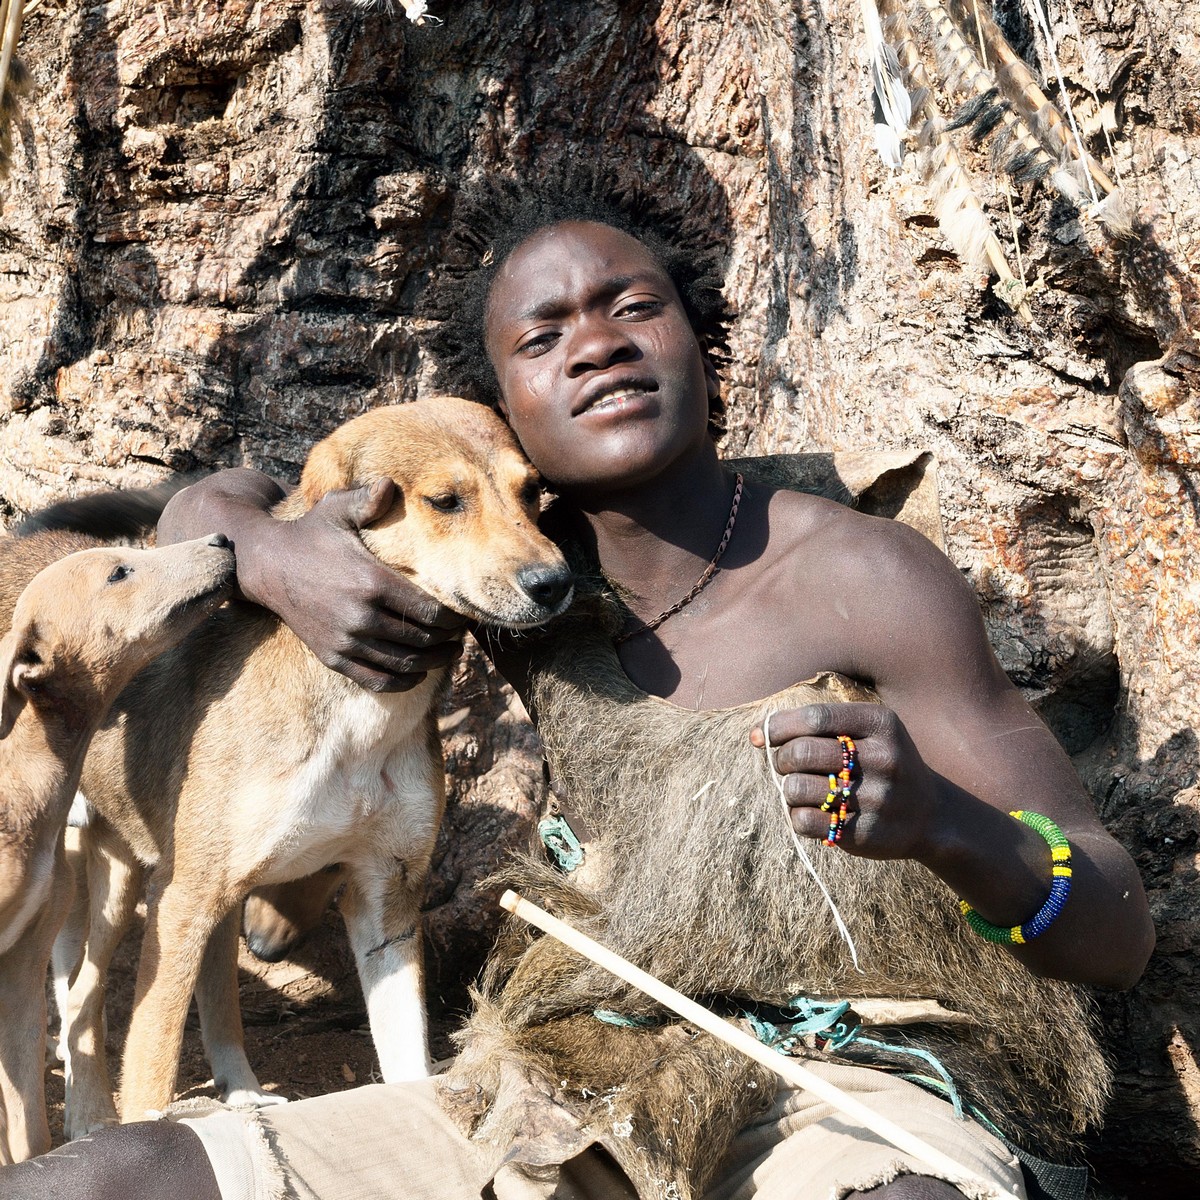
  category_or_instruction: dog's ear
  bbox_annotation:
[298,431,357,506]
[0,629,30,740]
[0,626,50,740]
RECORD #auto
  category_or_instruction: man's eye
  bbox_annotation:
[616,300,662,319]
[518,331,558,356]
[107,565,132,583]
[426,494,463,513]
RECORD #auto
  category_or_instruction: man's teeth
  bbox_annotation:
[589,388,647,411]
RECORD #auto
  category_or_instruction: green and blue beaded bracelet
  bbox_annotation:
[959,809,1073,945]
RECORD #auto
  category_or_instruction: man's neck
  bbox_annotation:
[564,444,736,610]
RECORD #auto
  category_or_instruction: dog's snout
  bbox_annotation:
[516,565,573,611]
[207,533,232,550]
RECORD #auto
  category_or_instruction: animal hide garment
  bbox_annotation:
[442,585,1110,1200]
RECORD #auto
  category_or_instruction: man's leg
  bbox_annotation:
[0,1121,219,1200]
[705,1061,1027,1200]
[851,1181,968,1200]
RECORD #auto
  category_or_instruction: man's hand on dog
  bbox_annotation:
[251,480,466,692]
[161,475,465,692]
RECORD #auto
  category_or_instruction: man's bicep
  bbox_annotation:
[863,537,1098,823]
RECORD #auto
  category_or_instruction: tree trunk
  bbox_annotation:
[1,1,1196,1190]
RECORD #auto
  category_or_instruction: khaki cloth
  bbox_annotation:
[177,1062,1026,1200]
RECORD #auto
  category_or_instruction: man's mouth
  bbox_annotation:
[577,380,658,416]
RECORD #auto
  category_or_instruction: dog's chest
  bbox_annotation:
[238,682,444,877]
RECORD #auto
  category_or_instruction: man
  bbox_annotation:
[0,177,1153,1200]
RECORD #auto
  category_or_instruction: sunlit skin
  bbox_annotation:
[484,222,720,497]
[0,219,1153,1200]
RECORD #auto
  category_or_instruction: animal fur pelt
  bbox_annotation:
[444,581,1110,1200]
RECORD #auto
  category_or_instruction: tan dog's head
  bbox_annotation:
[294,397,574,627]
[0,535,236,740]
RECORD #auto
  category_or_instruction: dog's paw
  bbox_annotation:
[222,1087,290,1109]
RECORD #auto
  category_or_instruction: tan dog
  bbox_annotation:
[61,397,572,1132]
[0,534,235,1163]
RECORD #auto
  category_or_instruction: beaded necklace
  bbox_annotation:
[613,472,744,645]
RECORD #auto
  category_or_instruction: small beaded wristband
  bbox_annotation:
[959,810,1073,945]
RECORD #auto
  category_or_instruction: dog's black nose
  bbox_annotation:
[208,533,232,549]
[516,565,573,610]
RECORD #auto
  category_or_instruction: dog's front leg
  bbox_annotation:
[63,829,144,1139]
[340,857,432,1082]
[0,841,73,1164]
[0,934,52,1165]
[119,870,226,1123]
[196,909,285,1108]
[49,827,89,1075]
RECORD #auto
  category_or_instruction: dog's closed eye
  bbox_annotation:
[425,494,463,513]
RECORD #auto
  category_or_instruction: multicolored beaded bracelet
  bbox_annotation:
[821,735,856,846]
[959,810,1073,945]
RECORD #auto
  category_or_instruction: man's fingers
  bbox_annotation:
[768,735,846,778]
[754,702,893,745]
[335,657,428,694]
[373,594,470,635]
[367,608,468,648]
[349,637,463,676]
[790,805,842,842]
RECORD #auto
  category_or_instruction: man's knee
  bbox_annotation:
[847,1176,968,1200]
[0,1120,221,1200]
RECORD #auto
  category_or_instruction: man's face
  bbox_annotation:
[484,221,719,496]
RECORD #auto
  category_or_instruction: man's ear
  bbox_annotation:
[0,628,43,740]
[700,346,721,404]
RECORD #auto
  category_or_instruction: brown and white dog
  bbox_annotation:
[59,397,572,1132]
[0,533,235,1163]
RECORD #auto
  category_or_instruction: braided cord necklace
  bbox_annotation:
[613,472,744,645]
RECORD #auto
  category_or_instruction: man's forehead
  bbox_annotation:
[489,221,674,318]
[504,221,665,281]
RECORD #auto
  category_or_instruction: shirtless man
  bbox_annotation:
[0,181,1154,1200]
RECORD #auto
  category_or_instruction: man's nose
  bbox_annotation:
[564,318,639,376]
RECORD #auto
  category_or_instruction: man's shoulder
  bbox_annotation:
[766,485,940,564]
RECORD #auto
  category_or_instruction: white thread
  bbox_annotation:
[762,712,862,972]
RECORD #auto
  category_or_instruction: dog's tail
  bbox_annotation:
[12,478,195,540]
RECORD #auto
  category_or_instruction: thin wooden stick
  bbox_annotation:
[499,889,993,1192]
[0,0,24,104]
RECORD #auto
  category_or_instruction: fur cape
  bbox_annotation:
[442,585,1110,1200]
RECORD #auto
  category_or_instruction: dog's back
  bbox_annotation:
[0,530,105,619]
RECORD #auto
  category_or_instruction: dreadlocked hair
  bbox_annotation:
[420,166,734,437]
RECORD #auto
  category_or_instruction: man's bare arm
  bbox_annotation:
[758,515,1154,989]
[159,470,466,692]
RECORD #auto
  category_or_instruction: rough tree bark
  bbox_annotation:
[0,0,1196,1192]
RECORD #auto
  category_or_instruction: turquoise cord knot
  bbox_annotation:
[742,995,967,1121]
[538,814,584,872]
